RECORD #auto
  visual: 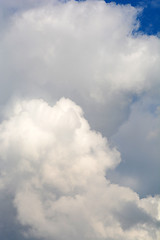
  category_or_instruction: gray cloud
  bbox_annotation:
[113,201,160,230]
[109,94,160,196]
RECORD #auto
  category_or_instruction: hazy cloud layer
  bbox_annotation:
[109,93,160,196]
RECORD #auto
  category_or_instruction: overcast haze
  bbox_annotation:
[0,0,160,239]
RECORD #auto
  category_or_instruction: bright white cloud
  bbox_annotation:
[0,98,159,240]
[0,0,160,136]
[0,98,119,193]
[0,1,160,239]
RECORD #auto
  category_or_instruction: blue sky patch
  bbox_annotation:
[105,0,160,35]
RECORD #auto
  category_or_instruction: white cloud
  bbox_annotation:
[0,0,160,136]
[0,1,160,239]
[0,98,159,240]
[0,98,119,193]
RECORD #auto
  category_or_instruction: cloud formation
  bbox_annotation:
[0,98,159,240]
[0,0,160,239]
[0,0,160,134]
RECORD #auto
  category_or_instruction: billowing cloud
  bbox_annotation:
[0,0,160,135]
[0,98,159,240]
[0,0,160,239]
[0,0,159,196]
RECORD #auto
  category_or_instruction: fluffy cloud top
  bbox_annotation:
[0,98,119,192]
[0,98,160,240]
[0,0,160,136]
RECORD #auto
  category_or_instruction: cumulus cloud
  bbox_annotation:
[0,0,160,135]
[0,0,158,196]
[0,98,119,193]
[0,98,159,240]
[0,0,160,239]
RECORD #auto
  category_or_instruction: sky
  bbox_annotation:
[105,0,160,35]
[0,0,160,240]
